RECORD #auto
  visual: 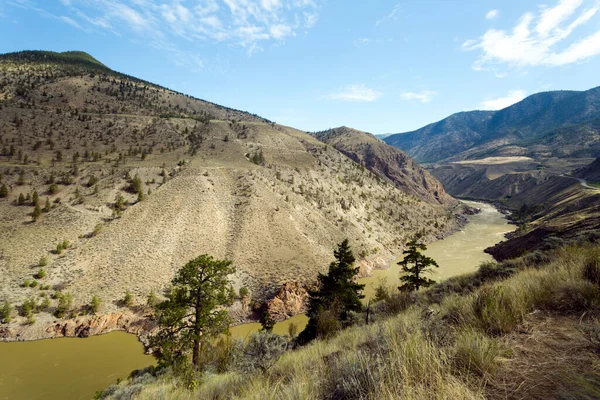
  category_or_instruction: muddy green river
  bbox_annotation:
[0,201,513,400]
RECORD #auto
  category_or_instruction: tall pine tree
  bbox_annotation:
[398,237,439,292]
[151,255,235,386]
[299,239,364,343]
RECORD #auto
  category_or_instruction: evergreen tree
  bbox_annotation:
[18,193,25,205]
[1,301,12,323]
[32,204,42,222]
[398,237,439,292]
[44,197,51,212]
[0,184,7,198]
[151,255,235,383]
[260,310,275,332]
[90,295,101,314]
[32,190,39,206]
[299,239,364,343]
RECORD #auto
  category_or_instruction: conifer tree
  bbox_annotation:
[151,255,235,383]
[398,237,439,292]
[299,239,364,343]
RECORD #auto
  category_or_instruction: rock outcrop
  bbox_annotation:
[265,282,309,322]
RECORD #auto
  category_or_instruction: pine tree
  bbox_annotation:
[18,193,25,205]
[32,204,42,222]
[32,190,39,206]
[0,184,7,198]
[151,255,235,383]
[44,197,51,212]
[299,239,364,343]
[90,295,101,314]
[398,237,439,292]
[260,310,275,332]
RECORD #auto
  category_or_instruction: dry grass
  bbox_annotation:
[101,243,600,400]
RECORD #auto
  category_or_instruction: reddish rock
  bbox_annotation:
[265,282,309,322]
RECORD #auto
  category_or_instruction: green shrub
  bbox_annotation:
[22,279,31,287]
[235,331,289,373]
[90,295,101,314]
[147,290,158,307]
[36,268,46,279]
[238,287,249,299]
[124,290,134,307]
[39,256,48,267]
[1,301,12,323]
[54,292,73,318]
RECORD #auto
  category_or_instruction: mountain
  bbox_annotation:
[312,126,453,204]
[384,87,600,163]
[575,156,600,182]
[0,51,464,330]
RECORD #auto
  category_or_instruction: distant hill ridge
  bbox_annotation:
[384,86,600,162]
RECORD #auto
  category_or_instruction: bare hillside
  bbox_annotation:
[0,51,465,331]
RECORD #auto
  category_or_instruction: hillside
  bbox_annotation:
[0,51,464,334]
[575,156,600,182]
[103,242,600,400]
[312,126,454,204]
[384,87,600,163]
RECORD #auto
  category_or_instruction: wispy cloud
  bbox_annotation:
[478,90,527,110]
[376,3,401,26]
[326,84,383,102]
[400,90,438,103]
[485,9,499,20]
[353,37,370,46]
[464,0,600,72]
[9,0,319,56]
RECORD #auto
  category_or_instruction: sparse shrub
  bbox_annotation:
[0,184,8,198]
[87,175,98,187]
[22,279,31,288]
[48,184,59,195]
[123,290,134,307]
[36,268,46,279]
[238,287,249,299]
[91,223,104,237]
[44,197,51,212]
[1,301,12,323]
[32,190,39,206]
[17,193,25,205]
[30,280,38,288]
[54,292,73,318]
[235,331,289,373]
[56,243,64,254]
[147,290,158,308]
[90,295,101,314]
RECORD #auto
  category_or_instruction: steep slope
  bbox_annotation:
[0,51,465,330]
[575,156,600,182]
[312,126,454,204]
[384,87,600,163]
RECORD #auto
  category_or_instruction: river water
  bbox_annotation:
[0,201,513,400]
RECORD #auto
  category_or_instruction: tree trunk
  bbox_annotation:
[192,292,202,367]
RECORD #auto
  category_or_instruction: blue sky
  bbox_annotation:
[2,0,600,134]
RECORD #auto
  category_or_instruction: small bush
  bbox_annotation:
[1,301,12,323]
[39,256,48,267]
[124,290,134,307]
[36,268,46,279]
[235,331,289,373]
[583,257,600,286]
[90,295,101,314]
[54,292,73,318]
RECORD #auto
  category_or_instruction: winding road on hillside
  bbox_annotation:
[560,175,599,190]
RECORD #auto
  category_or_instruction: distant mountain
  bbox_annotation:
[384,87,600,163]
[313,127,453,204]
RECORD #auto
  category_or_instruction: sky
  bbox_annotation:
[1,0,600,134]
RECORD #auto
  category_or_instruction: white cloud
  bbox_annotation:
[400,90,438,103]
[478,90,528,110]
[13,0,320,57]
[353,37,370,46]
[376,3,401,26]
[486,9,499,20]
[326,84,383,102]
[464,0,600,71]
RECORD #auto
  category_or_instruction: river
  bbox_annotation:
[0,201,513,399]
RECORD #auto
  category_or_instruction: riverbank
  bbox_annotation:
[1,202,475,344]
